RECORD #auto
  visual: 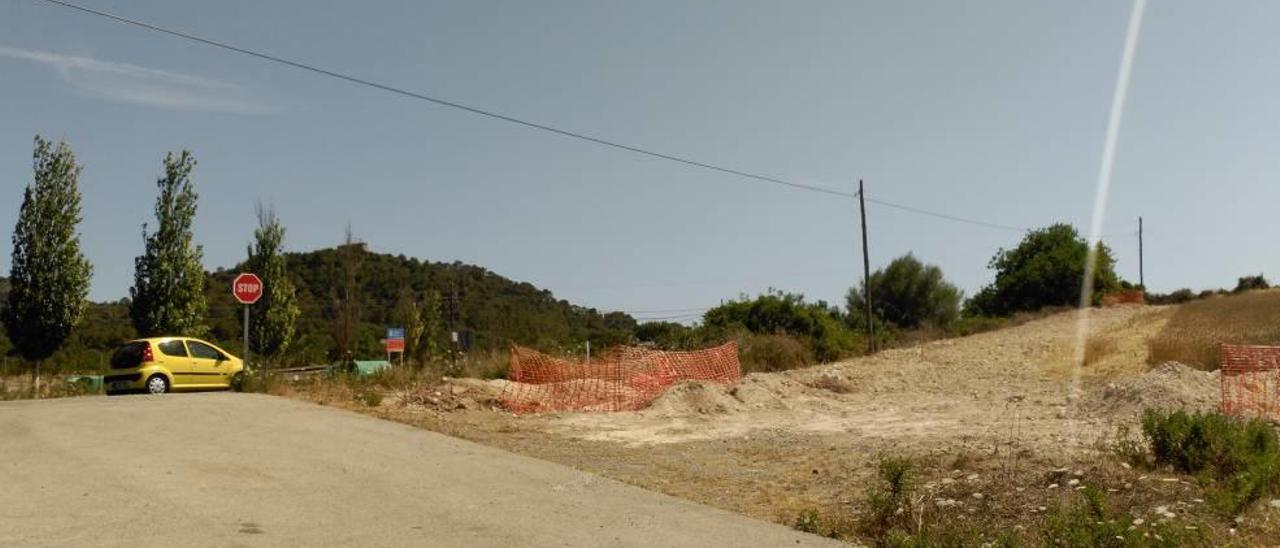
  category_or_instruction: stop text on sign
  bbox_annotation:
[232,272,264,304]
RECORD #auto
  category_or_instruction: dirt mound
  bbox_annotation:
[398,378,510,412]
[1089,362,1219,419]
[642,374,812,417]
[644,382,744,416]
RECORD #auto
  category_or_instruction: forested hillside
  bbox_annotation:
[1,247,637,373]
[204,245,636,363]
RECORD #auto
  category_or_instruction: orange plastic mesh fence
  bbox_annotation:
[1220,343,1280,422]
[500,342,740,414]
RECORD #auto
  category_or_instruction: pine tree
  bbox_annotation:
[2,137,93,392]
[129,151,207,336]
[246,202,299,362]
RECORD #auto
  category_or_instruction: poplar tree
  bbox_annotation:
[130,151,207,336]
[2,136,93,391]
[246,202,299,361]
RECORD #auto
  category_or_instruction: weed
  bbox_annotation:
[1041,486,1199,547]
[1141,409,1280,515]
[793,508,823,535]
[357,390,384,407]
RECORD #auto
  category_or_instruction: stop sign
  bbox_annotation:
[232,273,264,304]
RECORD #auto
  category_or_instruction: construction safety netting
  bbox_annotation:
[500,342,740,414]
[1220,343,1280,422]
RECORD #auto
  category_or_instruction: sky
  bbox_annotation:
[1,0,1277,322]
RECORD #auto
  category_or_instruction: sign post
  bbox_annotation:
[232,273,264,371]
[385,327,406,364]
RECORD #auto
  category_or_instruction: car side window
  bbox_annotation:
[187,341,222,361]
[158,340,188,357]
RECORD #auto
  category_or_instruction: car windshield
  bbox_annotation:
[109,342,146,368]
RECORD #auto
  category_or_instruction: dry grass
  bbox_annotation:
[1082,335,1118,367]
[1148,289,1280,370]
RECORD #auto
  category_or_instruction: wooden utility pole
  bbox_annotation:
[1138,217,1144,291]
[859,180,875,352]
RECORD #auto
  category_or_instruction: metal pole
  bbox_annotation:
[1138,216,1144,291]
[586,340,591,364]
[243,304,250,371]
[858,180,875,352]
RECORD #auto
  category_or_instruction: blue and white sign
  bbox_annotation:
[386,327,405,341]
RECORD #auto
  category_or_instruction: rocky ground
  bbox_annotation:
[293,305,1280,544]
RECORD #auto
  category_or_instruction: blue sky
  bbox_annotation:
[1,1,1277,320]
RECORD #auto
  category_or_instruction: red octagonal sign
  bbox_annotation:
[232,273,264,305]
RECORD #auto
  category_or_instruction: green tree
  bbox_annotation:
[704,290,859,362]
[847,253,962,330]
[420,289,444,360]
[130,151,207,336]
[246,202,299,362]
[2,137,93,390]
[966,223,1120,316]
[392,287,424,364]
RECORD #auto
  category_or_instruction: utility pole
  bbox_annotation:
[858,180,875,352]
[1138,216,1144,292]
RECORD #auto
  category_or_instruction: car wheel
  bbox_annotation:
[145,375,169,395]
[230,371,245,392]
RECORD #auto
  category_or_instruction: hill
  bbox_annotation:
[204,245,636,364]
[0,248,636,372]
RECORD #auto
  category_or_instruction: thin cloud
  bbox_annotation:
[0,45,275,114]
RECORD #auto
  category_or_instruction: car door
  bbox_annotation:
[185,340,230,387]
[155,339,195,386]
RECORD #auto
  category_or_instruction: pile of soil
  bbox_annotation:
[397,378,509,412]
[1089,362,1219,419]
[642,374,810,417]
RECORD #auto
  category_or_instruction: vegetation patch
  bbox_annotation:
[1140,409,1280,516]
[1147,289,1280,369]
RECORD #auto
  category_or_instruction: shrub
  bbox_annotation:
[1233,274,1270,293]
[861,456,915,538]
[947,315,1009,337]
[1141,409,1280,515]
[792,508,823,535]
[966,224,1121,317]
[739,333,812,373]
[1146,288,1195,305]
[846,253,962,330]
[704,291,861,363]
[1042,486,1195,547]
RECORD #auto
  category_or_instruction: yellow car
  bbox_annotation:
[105,337,245,395]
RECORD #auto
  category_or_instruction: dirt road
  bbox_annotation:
[0,393,841,547]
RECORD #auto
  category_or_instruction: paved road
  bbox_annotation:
[0,393,842,547]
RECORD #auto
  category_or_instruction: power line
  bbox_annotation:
[33,0,1143,238]
[33,0,856,200]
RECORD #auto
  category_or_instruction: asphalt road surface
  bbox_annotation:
[0,393,842,547]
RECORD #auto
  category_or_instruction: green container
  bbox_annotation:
[329,360,392,378]
[63,375,103,392]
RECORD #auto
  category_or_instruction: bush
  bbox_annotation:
[704,291,861,363]
[947,315,1009,337]
[966,224,1121,317]
[847,253,962,330]
[1233,274,1270,293]
[1141,409,1280,515]
[861,456,915,538]
[1042,486,1195,547]
[1146,288,1196,305]
[738,333,813,373]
